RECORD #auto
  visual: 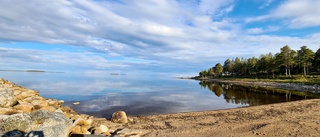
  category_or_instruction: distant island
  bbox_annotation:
[26,70,46,72]
[110,73,125,75]
[110,73,119,75]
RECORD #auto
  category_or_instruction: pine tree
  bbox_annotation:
[297,46,314,76]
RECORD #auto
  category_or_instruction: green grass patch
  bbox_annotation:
[219,75,320,85]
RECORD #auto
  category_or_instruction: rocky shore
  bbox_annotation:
[1,78,320,137]
[0,78,146,137]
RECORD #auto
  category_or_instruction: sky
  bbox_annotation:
[0,0,320,76]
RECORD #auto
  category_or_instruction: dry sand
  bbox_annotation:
[95,99,320,137]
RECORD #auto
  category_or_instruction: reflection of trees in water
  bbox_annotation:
[200,81,207,89]
[206,82,223,97]
[199,81,301,106]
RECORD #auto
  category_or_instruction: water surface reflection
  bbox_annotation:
[199,81,304,106]
[0,71,314,117]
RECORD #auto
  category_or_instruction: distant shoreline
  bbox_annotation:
[0,69,64,73]
[174,76,199,79]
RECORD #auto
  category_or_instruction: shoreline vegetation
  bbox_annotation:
[1,77,320,136]
[195,45,320,88]
[179,76,320,93]
[190,44,320,100]
[178,76,320,100]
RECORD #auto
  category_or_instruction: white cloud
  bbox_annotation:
[259,0,275,9]
[246,26,280,34]
[0,0,319,74]
[245,15,270,23]
[0,47,128,71]
[247,0,320,28]
[308,33,320,39]
[240,35,319,54]
[0,0,234,53]
[272,0,320,28]
[142,22,185,37]
[247,28,264,34]
[199,0,235,16]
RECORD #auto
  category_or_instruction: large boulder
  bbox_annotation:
[111,111,128,124]
[30,110,73,137]
[0,113,33,133]
[0,88,18,108]
[0,110,73,137]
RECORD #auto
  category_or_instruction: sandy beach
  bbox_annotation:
[111,99,320,137]
[102,79,320,136]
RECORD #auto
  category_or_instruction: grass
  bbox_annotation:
[219,75,320,85]
[252,86,320,98]
[218,81,320,99]
[199,75,320,99]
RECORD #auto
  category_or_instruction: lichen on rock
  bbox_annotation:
[0,110,73,137]
[0,113,33,133]
[0,88,18,108]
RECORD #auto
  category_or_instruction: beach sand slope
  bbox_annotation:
[120,99,320,137]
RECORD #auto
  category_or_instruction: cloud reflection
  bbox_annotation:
[2,72,248,117]
[64,86,245,117]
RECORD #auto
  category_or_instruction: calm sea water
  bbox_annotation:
[0,71,308,117]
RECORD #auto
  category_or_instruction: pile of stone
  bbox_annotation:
[0,78,146,137]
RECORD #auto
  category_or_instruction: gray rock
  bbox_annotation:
[30,110,73,137]
[0,88,18,108]
[0,113,33,135]
[0,110,73,137]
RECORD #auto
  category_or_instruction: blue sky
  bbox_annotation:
[0,0,319,76]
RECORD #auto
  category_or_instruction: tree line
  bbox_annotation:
[199,45,320,78]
